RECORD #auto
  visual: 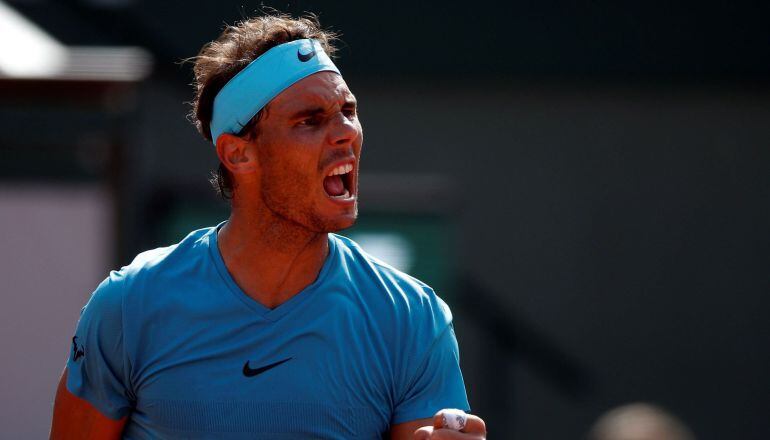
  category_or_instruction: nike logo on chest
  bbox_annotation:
[242,357,293,377]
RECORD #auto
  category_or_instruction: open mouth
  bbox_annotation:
[323,162,354,199]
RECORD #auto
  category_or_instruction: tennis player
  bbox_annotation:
[51,14,487,439]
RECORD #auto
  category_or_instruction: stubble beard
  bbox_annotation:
[260,173,356,237]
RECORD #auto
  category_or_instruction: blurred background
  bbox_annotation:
[1,0,769,438]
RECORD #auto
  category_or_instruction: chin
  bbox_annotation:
[318,211,357,233]
[331,217,357,232]
[318,205,359,232]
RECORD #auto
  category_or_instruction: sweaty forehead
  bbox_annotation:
[269,72,354,113]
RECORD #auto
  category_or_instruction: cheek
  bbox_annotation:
[256,133,323,199]
[261,154,318,199]
[264,164,307,190]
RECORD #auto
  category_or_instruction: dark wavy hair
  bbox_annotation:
[188,13,338,200]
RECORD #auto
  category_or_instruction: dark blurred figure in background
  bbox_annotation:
[589,403,695,440]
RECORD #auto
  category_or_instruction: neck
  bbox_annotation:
[217,205,329,309]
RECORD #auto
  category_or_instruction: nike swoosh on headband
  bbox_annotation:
[297,46,317,62]
[210,39,340,145]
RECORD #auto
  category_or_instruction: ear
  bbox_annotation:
[215,133,258,175]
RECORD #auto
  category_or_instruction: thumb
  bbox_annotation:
[414,426,433,439]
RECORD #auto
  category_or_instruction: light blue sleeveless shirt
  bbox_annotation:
[66,225,469,439]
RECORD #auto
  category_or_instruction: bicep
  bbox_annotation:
[389,418,433,440]
[50,368,128,440]
[393,324,469,424]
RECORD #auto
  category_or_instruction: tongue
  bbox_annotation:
[323,175,345,196]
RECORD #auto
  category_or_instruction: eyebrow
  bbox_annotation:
[289,107,326,120]
[288,99,357,120]
[342,100,357,111]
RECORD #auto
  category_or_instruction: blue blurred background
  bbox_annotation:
[1,1,769,438]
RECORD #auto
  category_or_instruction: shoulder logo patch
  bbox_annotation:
[71,336,85,361]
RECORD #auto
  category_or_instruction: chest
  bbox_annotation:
[126,294,396,439]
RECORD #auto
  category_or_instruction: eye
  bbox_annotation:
[298,115,322,126]
[343,108,357,120]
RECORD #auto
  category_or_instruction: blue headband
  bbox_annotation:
[209,38,341,145]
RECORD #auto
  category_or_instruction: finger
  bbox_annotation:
[458,414,486,435]
[413,426,433,440]
[432,410,486,435]
[433,409,466,430]
[426,428,486,440]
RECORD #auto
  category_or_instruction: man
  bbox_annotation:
[51,14,486,439]
[588,403,694,440]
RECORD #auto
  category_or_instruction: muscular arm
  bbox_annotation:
[390,412,487,440]
[389,418,433,439]
[50,368,128,440]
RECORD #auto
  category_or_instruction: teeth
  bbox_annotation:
[331,189,351,199]
[327,163,354,177]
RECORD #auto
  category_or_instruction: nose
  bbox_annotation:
[327,112,360,147]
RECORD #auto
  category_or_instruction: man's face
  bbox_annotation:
[251,71,363,233]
